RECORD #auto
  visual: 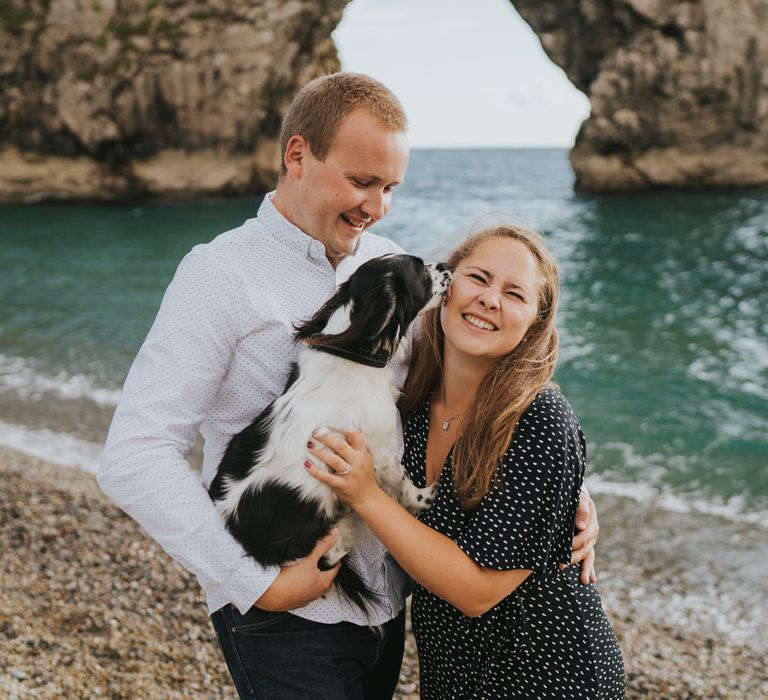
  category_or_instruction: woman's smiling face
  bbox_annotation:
[440,237,541,366]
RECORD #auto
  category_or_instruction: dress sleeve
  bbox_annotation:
[455,390,585,572]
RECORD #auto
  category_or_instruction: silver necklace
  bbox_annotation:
[436,387,470,431]
[441,407,468,431]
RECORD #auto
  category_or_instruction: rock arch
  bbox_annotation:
[2,0,767,200]
[512,0,768,189]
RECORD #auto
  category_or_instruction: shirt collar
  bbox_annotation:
[256,191,364,264]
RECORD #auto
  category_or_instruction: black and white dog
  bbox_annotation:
[209,254,451,614]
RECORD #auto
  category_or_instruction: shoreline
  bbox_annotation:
[1,446,766,699]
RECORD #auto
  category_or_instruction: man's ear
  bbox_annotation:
[283,135,308,178]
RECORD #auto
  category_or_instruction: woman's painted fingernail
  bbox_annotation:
[304,460,312,469]
[307,441,314,449]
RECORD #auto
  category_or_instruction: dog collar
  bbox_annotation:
[308,343,390,368]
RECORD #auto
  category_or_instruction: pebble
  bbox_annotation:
[1,447,766,699]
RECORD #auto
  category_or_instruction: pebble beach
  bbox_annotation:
[1,445,766,700]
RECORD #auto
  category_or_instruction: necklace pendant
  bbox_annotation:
[441,420,450,431]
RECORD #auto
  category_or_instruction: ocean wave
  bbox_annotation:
[1,408,765,529]
[687,332,768,402]
[585,472,768,528]
[0,354,121,407]
[0,420,102,473]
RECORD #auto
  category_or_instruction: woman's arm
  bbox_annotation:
[306,431,530,617]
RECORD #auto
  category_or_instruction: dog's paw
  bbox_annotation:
[403,482,438,514]
[318,554,335,571]
[319,539,349,569]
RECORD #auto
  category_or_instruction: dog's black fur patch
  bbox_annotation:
[209,255,449,618]
[295,254,439,357]
[223,481,334,566]
[210,394,378,613]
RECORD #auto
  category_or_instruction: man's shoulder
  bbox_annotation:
[189,219,261,259]
[337,233,405,281]
[178,219,274,281]
[358,231,406,259]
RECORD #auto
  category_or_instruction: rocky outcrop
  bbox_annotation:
[4,1,767,198]
[512,0,768,190]
[0,0,349,201]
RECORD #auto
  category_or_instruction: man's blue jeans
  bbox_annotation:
[211,604,406,699]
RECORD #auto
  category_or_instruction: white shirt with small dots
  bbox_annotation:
[98,193,411,625]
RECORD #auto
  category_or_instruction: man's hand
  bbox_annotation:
[560,489,599,585]
[254,530,341,611]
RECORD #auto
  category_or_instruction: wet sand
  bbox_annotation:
[1,446,766,699]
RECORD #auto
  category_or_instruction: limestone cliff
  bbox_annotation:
[4,1,767,199]
[0,0,349,201]
[512,0,768,190]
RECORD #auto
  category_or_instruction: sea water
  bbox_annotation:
[1,148,766,521]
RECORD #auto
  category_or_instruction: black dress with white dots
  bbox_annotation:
[403,389,625,699]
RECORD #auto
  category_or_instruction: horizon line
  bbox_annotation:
[410,144,572,150]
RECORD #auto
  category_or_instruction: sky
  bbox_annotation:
[332,0,591,148]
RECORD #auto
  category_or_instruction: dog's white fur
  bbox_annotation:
[214,263,449,570]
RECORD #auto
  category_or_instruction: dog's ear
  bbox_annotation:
[293,281,352,342]
[295,275,401,353]
[344,281,401,354]
[341,266,428,354]
[294,254,432,355]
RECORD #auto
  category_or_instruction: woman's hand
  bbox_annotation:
[305,430,382,509]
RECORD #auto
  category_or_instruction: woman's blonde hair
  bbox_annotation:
[400,224,560,510]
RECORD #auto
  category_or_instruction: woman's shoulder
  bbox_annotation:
[503,387,585,464]
[498,388,586,483]
[492,388,585,500]
[519,387,580,433]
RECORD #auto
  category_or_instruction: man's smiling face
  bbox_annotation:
[285,108,409,267]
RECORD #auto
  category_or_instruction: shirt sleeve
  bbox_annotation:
[455,390,585,572]
[98,250,280,614]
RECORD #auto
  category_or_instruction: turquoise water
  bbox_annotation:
[1,149,766,513]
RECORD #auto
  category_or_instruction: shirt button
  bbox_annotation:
[309,240,325,259]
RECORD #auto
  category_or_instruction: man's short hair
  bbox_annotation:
[279,72,408,175]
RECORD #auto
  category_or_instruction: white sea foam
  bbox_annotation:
[0,420,103,474]
[585,472,768,528]
[0,354,122,407]
[687,311,768,402]
[1,408,763,528]
[557,340,595,365]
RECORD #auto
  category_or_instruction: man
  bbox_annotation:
[98,72,598,699]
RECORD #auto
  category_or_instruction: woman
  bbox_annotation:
[307,225,625,699]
